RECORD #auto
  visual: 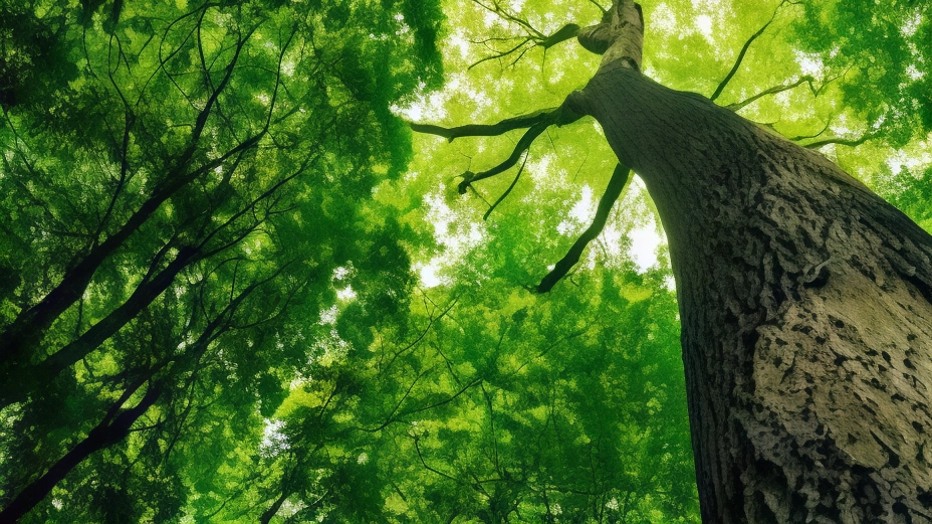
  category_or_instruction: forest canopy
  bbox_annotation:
[0,0,929,522]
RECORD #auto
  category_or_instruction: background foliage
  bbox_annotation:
[0,0,929,522]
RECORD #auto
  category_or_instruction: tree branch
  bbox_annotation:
[457,122,548,194]
[411,98,583,194]
[536,164,631,293]
[803,131,877,149]
[788,119,832,141]
[726,75,813,112]
[483,151,529,220]
[0,128,264,376]
[410,107,561,142]
[468,23,581,70]
[710,0,788,102]
[413,436,463,484]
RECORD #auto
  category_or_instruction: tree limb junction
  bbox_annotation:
[411,98,584,193]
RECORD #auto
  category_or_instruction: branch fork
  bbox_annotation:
[411,92,631,293]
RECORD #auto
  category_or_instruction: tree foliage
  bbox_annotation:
[1,0,929,522]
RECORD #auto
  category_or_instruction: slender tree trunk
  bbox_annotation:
[573,63,932,522]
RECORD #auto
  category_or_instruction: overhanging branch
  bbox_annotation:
[469,23,581,71]
[466,0,582,69]
[411,97,583,194]
[536,164,632,293]
[457,120,549,194]
[484,152,529,220]
[804,131,877,149]
[410,107,561,142]
[710,0,791,102]
[726,75,814,112]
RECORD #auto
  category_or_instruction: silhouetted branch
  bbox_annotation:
[483,151,529,220]
[466,0,581,70]
[726,75,813,111]
[410,107,560,141]
[413,436,462,484]
[710,0,789,102]
[457,122,549,194]
[472,0,543,37]
[537,164,631,293]
[411,100,583,194]
[588,0,609,15]
[788,120,832,141]
[804,131,877,149]
[469,37,534,70]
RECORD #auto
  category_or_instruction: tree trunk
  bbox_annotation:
[573,63,932,523]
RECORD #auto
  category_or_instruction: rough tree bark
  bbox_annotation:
[582,62,932,523]
[418,1,932,522]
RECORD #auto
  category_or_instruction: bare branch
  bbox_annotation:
[412,97,584,194]
[471,0,543,37]
[588,0,609,15]
[466,0,581,70]
[414,436,462,484]
[788,119,832,141]
[726,75,813,112]
[0,382,161,522]
[710,0,788,102]
[379,297,459,375]
[536,164,632,293]
[410,107,561,141]
[468,37,533,71]
[539,23,582,49]
[457,120,549,194]
[804,131,877,149]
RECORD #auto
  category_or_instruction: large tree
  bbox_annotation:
[3,0,931,522]
[413,0,932,522]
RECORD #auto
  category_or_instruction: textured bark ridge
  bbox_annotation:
[576,65,932,523]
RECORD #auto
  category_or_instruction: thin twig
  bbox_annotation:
[484,151,529,220]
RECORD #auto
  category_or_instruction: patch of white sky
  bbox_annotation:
[690,0,724,43]
[794,49,825,80]
[887,136,932,174]
[557,176,665,273]
[621,177,665,273]
[526,152,556,184]
[333,266,356,300]
[651,3,679,34]
[415,161,666,287]
[259,418,289,458]
[559,184,595,232]
[448,31,472,61]
[319,305,339,325]
[415,192,489,288]
[649,0,725,49]
[391,72,495,124]
[901,11,922,37]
